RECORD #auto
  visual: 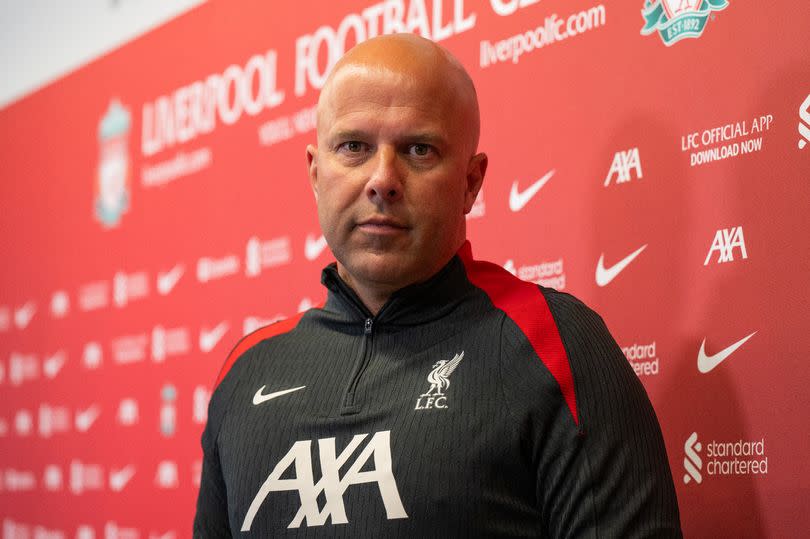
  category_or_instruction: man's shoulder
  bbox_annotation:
[212,310,310,389]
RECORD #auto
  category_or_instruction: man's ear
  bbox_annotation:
[463,152,488,214]
[306,144,318,201]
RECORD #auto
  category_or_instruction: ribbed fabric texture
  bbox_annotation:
[193,251,681,537]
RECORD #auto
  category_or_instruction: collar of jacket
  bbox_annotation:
[320,241,477,328]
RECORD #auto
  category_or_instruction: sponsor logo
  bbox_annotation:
[0,306,9,331]
[96,99,132,228]
[466,187,486,219]
[191,460,202,488]
[682,114,772,166]
[149,532,176,539]
[43,350,67,379]
[697,331,756,373]
[243,315,284,335]
[683,431,769,484]
[160,385,177,437]
[43,464,63,491]
[595,244,647,287]
[3,469,36,492]
[621,341,660,376]
[39,404,71,438]
[509,170,555,212]
[112,334,149,365]
[641,0,728,46]
[3,519,30,538]
[10,352,39,385]
[799,93,810,149]
[192,386,211,424]
[15,409,33,436]
[82,342,103,369]
[113,270,149,308]
[242,431,407,530]
[199,322,229,353]
[415,352,465,410]
[76,525,96,539]
[246,235,292,277]
[156,264,184,295]
[196,254,240,283]
[151,325,191,363]
[117,398,139,426]
[481,5,606,68]
[298,297,314,313]
[50,290,70,318]
[109,465,136,492]
[604,147,642,186]
[704,226,747,265]
[252,385,306,406]
[70,459,105,494]
[103,522,139,539]
[79,281,109,311]
[304,233,328,261]
[75,405,101,433]
[155,460,179,489]
[14,301,36,330]
[503,257,566,290]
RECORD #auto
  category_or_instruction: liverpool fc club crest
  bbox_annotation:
[415,352,464,410]
[641,0,728,46]
[95,99,132,228]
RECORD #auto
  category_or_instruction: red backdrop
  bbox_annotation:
[1,1,809,537]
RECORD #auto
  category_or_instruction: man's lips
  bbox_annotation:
[356,216,409,231]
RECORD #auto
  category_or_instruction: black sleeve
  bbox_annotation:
[193,375,236,537]
[525,289,682,538]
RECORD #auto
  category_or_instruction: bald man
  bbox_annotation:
[194,35,681,537]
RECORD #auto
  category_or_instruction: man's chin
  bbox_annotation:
[339,253,419,290]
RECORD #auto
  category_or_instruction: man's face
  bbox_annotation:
[307,65,484,293]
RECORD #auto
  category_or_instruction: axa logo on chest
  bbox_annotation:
[683,432,768,484]
[242,431,407,530]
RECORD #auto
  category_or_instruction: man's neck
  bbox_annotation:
[335,265,397,316]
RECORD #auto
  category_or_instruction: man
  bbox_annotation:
[194,34,681,537]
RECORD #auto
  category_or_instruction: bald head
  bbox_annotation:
[317,34,480,155]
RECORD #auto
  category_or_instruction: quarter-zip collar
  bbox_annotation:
[320,242,476,329]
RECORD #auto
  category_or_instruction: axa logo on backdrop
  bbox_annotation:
[641,0,728,46]
[604,148,642,186]
[704,226,747,265]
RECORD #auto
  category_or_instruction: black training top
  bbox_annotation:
[193,242,682,537]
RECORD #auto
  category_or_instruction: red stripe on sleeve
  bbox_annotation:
[213,311,310,388]
[458,242,579,425]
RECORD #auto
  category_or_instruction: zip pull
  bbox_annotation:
[364,318,373,335]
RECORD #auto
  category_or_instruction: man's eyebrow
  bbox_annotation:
[329,130,372,142]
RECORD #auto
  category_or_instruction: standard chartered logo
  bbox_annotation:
[683,432,703,484]
[799,93,810,150]
[683,431,768,485]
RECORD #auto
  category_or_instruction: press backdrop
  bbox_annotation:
[1,1,809,537]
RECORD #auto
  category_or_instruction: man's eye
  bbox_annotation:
[409,144,432,157]
[340,141,366,153]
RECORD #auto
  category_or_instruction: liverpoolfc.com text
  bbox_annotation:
[480,5,606,67]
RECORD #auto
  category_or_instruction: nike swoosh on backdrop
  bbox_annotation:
[509,170,555,212]
[304,234,328,261]
[252,385,306,405]
[595,244,648,287]
[697,331,756,373]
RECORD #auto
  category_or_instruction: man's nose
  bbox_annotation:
[366,146,403,204]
